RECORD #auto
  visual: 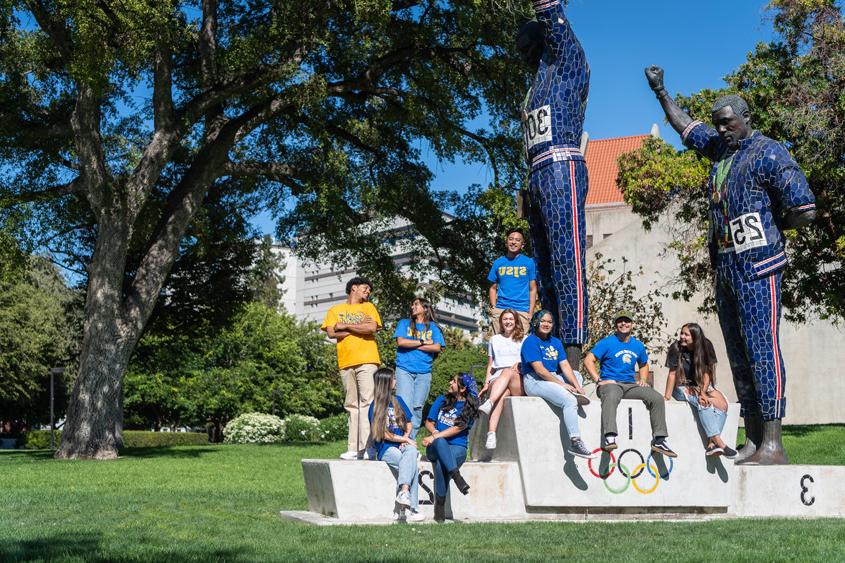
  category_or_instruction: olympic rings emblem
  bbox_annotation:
[586,447,675,494]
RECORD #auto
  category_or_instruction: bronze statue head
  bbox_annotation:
[711,95,752,149]
[516,20,544,70]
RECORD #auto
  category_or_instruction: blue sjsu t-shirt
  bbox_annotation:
[521,333,566,379]
[394,319,446,373]
[426,395,474,448]
[368,396,413,460]
[487,254,536,312]
[590,334,649,384]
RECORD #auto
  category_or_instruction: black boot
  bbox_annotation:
[450,468,470,495]
[565,344,583,373]
[434,495,446,522]
[734,414,763,463]
[738,419,788,465]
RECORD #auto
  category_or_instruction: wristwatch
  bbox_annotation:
[418,338,425,346]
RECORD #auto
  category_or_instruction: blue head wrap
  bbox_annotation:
[459,372,479,399]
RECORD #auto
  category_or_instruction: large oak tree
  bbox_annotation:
[0,1,528,458]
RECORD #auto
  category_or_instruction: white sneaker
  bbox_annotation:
[485,431,497,449]
[339,450,359,460]
[478,399,494,416]
[406,510,426,522]
[396,490,411,507]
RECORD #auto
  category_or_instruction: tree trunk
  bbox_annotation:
[56,219,137,460]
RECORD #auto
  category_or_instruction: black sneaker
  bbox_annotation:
[602,434,618,452]
[705,445,724,457]
[568,438,595,459]
[651,438,678,458]
[722,446,738,459]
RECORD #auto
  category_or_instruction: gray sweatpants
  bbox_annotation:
[597,382,668,438]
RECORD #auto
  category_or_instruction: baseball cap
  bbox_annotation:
[614,310,634,322]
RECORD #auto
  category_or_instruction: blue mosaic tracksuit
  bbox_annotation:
[523,0,590,344]
[682,121,816,420]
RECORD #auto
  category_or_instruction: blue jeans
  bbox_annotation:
[425,438,467,498]
[523,370,584,438]
[673,386,726,438]
[395,367,432,439]
[380,445,420,510]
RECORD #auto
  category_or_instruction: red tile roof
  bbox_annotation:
[585,134,650,207]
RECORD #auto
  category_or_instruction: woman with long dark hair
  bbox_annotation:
[395,297,445,438]
[664,323,736,458]
[478,309,526,450]
[422,372,479,522]
[521,309,594,458]
[368,367,425,522]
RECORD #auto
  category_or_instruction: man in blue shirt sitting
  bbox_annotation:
[487,228,537,335]
[583,311,677,457]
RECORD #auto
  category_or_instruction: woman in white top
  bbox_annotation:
[478,309,526,449]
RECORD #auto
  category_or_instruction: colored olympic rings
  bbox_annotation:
[602,462,631,494]
[587,448,615,479]
[585,447,677,494]
[616,448,645,479]
[630,463,660,495]
[645,451,674,479]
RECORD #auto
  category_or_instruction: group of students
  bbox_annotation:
[322,231,736,522]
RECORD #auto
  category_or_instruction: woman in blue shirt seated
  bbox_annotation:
[521,310,595,459]
[368,368,425,522]
[664,323,737,458]
[422,373,479,522]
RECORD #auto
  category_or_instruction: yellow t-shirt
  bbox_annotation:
[321,301,382,369]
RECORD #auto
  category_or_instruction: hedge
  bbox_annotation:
[22,430,208,449]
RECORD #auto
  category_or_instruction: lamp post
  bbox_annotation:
[49,367,64,450]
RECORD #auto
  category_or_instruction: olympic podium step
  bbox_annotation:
[470,397,741,510]
[731,465,845,517]
[292,458,526,524]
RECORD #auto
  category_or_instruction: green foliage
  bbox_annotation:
[223,412,285,444]
[125,303,342,432]
[22,430,207,449]
[280,414,323,443]
[618,1,845,322]
[431,344,487,405]
[318,413,349,443]
[586,255,669,353]
[0,257,80,428]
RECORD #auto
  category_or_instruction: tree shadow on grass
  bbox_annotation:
[0,532,256,562]
[118,446,221,459]
[0,450,56,462]
[784,424,845,439]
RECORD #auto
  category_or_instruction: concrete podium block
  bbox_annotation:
[301,458,525,522]
[471,396,740,510]
[731,465,845,517]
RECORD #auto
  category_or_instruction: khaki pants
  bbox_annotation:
[339,363,377,453]
[489,307,531,336]
[597,382,668,438]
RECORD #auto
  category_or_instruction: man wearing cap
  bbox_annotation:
[584,311,677,458]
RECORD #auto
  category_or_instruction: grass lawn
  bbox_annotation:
[1,426,844,562]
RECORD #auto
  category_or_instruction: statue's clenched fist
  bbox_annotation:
[645,65,664,92]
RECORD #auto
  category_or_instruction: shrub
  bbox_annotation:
[223,412,285,444]
[281,413,322,443]
[318,413,348,442]
[22,430,208,449]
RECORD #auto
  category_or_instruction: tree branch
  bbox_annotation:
[199,0,218,86]
[0,178,80,206]
[70,84,111,214]
[224,161,306,194]
[26,0,73,63]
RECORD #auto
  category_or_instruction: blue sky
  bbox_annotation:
[254,0,776,235]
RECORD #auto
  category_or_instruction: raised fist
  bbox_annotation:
[645,65,664,92]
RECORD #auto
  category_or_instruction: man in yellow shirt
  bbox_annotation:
[321,277,382,459]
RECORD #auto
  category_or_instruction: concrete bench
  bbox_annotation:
[470,397,740,510]
[301,458,526,523]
